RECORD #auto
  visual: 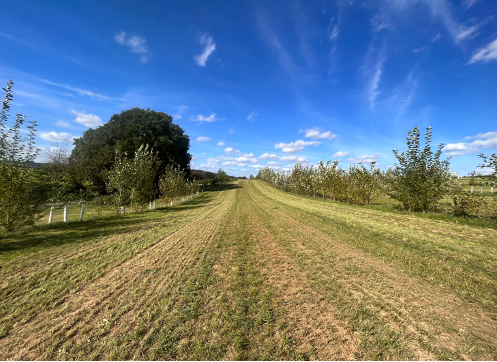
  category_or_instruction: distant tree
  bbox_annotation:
[0,80,46,232]
[249,174,254,180]
[71,108,192,193]
[213,168,228,185]
[387,126,458,212]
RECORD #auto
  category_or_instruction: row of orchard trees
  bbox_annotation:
[257,161,384,206]
[258,127,463,212]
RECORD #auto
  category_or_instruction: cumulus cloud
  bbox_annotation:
[280,155,308,162]
[71,110,103,128]
[40,131,74,142]
[224,148,242,155]
[196,136,212,142]
[194,33,216,67]
[267,161,280,166]
[114,32,148,62]
[189,113,217,122]
[444,131,497,156]
[275,139,321,153]
[247,109,258,121]
[347,154,380,164]
[217,141,226,146]
[259,153,280,160]
[467,38,497,64]
[173,105,188,119]
[56,120,70,128]
[299,127,336,140]
[332,151,350,157]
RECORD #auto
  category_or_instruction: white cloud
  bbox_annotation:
[71,110,103,128]
[467,38,497,64]
[229,127,234,134]
[275,139,321,153]
[56,120,70,128]
[368,52,386,110]
[444,131,497,156]
[280,155,309,162]
[189,113,217,122]
[194,33,216,67]
[267,161,280,166]
[464,0,479,10]
[332,151,350,157]
[173,105,188,119]
[259,153,280,160]
[224,147,238,155]
[217,141,226,146]
[348,154,380,164]
[371,13,391,32]
[38,78,110,101]
[196,136,212,142]
[464,131,497,140]
[247,109,259,121]
[455,24,480,42]
[432,33,442,42]
[412,46,430,53]
[40,131,74,142]
[114,31,148,53]
[299,127,336,140]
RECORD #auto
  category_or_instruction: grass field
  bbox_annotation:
[1,180,497,360]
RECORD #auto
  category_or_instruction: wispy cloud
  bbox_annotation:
[367,47,387,110]
[464,0,479,10]
[247,109,259,121]
[455,24,481,42]
[38,78,110,101]
[114,31,149,62]
[228,127,234,134]
[431,33,443,42]
[371,13,391,32]
[299,127,336,140]
[173,105,188,119]
[467,38,497,64]
[56,120,70,128]
[412,46,430,53]
[189,113,218,122]
[194,33,216,67]
[71,110,103,128]
[196,136,212,142]
[275,139,321,153]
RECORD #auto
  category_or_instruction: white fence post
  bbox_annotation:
[170,200,173,206]
[149,201,152,210]
[120,206,124,214]
[492,187,494,194]
[80,204,85,221]
[471,186,474,193]
[481,186,483,194]
[153,199,156,209]
[63,205,67,222]
[48,206,54,224]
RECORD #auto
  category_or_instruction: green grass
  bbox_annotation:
[1,180,496,360]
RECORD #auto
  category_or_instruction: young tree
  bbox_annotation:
[0,80,46,232]
[214,168,229,185]
[387,126,458,212]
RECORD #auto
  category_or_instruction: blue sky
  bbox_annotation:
[1,0,496,177]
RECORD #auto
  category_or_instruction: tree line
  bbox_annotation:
[257,127,496,217]
[0,80,202,232]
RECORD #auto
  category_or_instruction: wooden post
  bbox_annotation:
[63,205,67,222]
[80,204,85,221]
[48,206,54,224]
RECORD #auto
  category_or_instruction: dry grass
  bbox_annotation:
[1,180,496,360]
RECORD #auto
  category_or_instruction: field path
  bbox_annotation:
[1,180,496,360]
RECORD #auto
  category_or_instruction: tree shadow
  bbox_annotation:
[0,193,216,255]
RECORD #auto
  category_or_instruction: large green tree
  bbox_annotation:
[70,108,191,193]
